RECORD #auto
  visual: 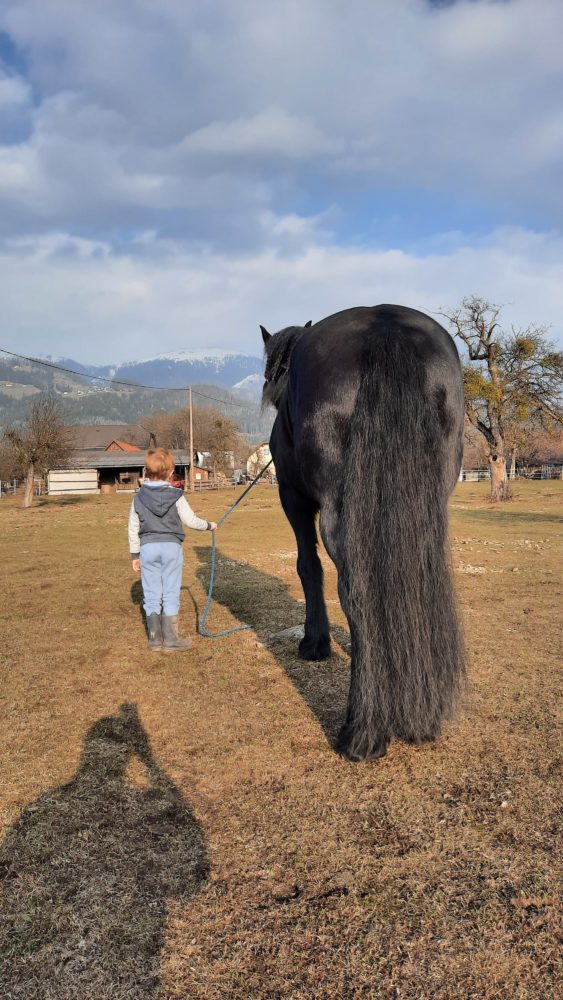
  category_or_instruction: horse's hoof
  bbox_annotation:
[298,635,331,661]
[412,730,440,745]
[397,724,441,745]
[336,725,388,762]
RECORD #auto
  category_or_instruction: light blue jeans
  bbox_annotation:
[140,542,183,616]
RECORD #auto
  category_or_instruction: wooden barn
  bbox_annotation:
[48,428,192,495]
[48,450,192,496]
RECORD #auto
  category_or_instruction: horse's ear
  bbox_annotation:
[304,320,312,328]
[260,325,271,345]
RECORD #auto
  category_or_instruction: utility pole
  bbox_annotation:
[188,385,194,492]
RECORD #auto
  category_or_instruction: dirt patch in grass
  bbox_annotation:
[0,482,561,998]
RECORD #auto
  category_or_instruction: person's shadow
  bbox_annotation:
[0,703,208,999]
[194,545,351,747]
[131,578,147,632]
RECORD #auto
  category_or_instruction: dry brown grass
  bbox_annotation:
[0,482,561,999]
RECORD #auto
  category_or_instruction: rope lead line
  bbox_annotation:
[198,459,273,638]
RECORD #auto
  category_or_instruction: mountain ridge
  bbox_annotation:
[33,350,264,389]
[0,350,270,440]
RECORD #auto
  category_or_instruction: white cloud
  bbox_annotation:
[0,1,562,363]
[6,231,111,260]
[0,224,561,363]
[0,73,30,110]
[179,108,337,160]
[0,0,562,238]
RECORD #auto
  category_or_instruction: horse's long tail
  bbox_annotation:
[339,335,465,759]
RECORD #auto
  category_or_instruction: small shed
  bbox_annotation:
[47,469,100,496]
[193,467,210,484]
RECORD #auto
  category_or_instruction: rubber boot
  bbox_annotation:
[146,613,163,651]
[162,615,192,651]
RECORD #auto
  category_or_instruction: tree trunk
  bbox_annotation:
[488,454,511,501]
[22,461,35,509]
[509,447,517,480]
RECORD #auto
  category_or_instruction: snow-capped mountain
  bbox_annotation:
[231,372,264,402]
[113,351,264,389]
[21,349,265,390]
[129,349,242,365]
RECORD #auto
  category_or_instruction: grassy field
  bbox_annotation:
[0,481,561,999]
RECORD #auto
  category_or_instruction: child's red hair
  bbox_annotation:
[145,448,175,481]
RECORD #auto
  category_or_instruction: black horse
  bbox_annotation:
[260,304,466,762]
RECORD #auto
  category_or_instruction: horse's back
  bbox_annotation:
[298,304,459,373]
[274,304,463,500]
[291,303,462,423]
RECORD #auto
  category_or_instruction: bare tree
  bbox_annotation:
[0,438,18,481]
[515,424,563,474]
[3,393,73,507]
[140,405,250,474]
[139,411,175,449]
[462,421,489,469]
[440,296,563,500]
[205,414,241,475]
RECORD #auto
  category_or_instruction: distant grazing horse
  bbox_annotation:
[260,305,466,761]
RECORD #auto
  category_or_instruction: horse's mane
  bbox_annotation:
[262,326,306,410]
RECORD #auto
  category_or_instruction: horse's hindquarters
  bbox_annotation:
[336,334,465,760]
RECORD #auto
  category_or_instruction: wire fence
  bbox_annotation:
[459,465,562,482]
[0,475,278,498]
[2,467,560,499]
[459,469,491,482]
[0,478,45,498]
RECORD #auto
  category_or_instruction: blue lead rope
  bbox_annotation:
[198,460,273,638]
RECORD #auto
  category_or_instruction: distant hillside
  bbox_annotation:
[0,352,273,443]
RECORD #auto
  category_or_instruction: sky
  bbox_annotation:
[0,0,562,363]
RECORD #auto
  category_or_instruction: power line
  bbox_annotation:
[0,346,261,410]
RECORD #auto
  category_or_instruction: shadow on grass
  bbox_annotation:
[34,496,93,507]
[0,703,208,1000]
[181,583,201,631]
[131,578,147,633]
[194,545,351,747]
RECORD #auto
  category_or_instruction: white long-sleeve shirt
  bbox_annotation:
[128,484,210,555]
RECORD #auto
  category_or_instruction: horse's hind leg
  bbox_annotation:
[330,574,389,761]
[279,486,330,661]
[320,505,389,760]
[323,515,390,759]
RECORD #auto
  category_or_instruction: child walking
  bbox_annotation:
[128,448,217,651]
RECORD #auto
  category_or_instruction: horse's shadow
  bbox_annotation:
[194,545,351,747]
[0,703,208,999]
